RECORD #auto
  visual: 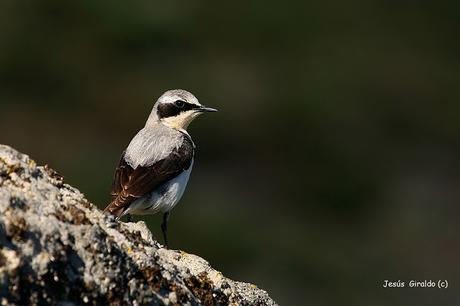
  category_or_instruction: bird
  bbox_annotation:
[103,89,217,247]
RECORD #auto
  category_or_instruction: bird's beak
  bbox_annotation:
[198,105,218,113]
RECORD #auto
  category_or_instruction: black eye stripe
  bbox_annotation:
[157,102,200,119]
[182,102,200,112]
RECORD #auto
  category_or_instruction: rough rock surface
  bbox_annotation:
[0,145,277,306]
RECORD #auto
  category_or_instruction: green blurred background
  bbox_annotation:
[1,1,459,305]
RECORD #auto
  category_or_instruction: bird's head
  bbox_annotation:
[147,89,217,130]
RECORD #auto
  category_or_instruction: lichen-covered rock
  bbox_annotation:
[0,145,277,306]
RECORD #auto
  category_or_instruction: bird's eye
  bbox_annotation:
[174,100,185,108]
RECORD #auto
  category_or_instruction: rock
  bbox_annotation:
[0,145,277,306]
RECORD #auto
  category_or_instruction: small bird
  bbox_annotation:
[104,89,217,247]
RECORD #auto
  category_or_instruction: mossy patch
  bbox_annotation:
[185,272,229,306]
[6,215,28,242]
[9,196,26,210]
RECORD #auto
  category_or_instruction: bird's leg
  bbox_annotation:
[161,211,170,248]
[126,214,133,222]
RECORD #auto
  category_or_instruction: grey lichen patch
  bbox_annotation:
[0,144,277,306]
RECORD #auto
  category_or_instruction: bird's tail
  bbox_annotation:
[103,200,125,219]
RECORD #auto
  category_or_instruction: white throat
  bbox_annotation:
[160,111,201,131]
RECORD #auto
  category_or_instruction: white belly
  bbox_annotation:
[124,161,193,216]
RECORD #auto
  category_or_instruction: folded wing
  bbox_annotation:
[104,135,194,217]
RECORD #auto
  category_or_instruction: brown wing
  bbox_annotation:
[104,136,194,217]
